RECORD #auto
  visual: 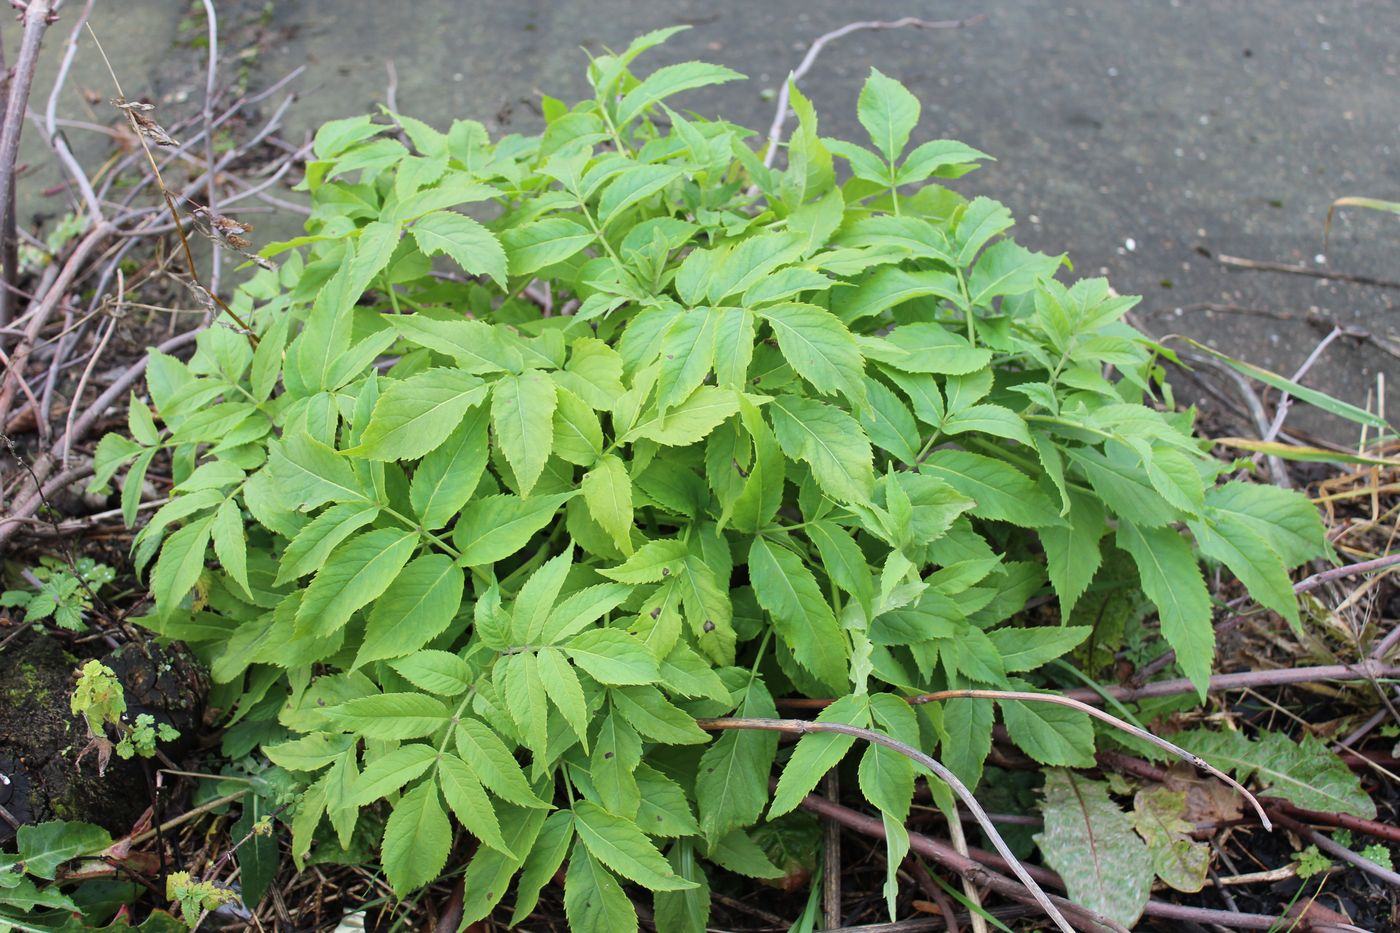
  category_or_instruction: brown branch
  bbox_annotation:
[698,717,1079,933]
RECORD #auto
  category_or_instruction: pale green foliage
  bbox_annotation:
[0,556,114,631]
[0,820,113,925]
[1182,729,1374,818]
[92,27,1337,930]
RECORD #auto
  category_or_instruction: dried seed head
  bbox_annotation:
[111,97,178,147]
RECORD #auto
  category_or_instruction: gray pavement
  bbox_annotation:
[11,1,1399,440]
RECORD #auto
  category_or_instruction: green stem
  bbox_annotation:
[382,504,463,561]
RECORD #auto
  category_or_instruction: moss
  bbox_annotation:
[3,661,51,707]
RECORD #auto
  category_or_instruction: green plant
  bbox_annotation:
[0,819,120,928]
[1291,844,1330,879]
[71,660,180,769]
[91,27,1346,930]
[1,557,113,631]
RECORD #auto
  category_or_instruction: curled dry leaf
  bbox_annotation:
[111,97,179,147]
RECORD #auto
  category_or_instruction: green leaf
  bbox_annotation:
[582,454,635,554]
[275,502,379,585]
[573,800,698,892]
[390,649,473,695]
[565,840,639,933]
[1116,521,1214,694]
[437,754,513,855]
[1034,770,1152,927]
[832,267,962,323]
[598,164,683,228]
[1189,515,1299,630]
[269,433,372,509]
[210,498,250,596]
[295,528,418,637]
[612,684,710,744]
[349,743,438,806]
[1000,696,1095,767]
[1038,490,1105,615]
[566,628,661,686]
[16,821,112,879]
[858,68,920,163]
[512,811,575,924]
[592,711,643,817]
[654,840,711,933]
[768,395,874,504]
[748,537,847,691]
[1181,729,1374,818]
[455,718,551,808]
[327,692,450,739]
[538,646,591,745]
[616,61,743,125]
[599,538,688,584]
[756,302,865,405]
[409,404,490,530]
[919,450,1061,527]
[624,385,740,447]
[381,780,452,896]
[1203,481,1327,568]
[492,370,557,496]
[347,368,486,461]
[697,674,778,841]
[356,554,464,666]
[769,694,870,818]
[987,626,1091,672]
[149,516,213,617]
[391,315,523,374]
[411,210,507,287]
[453,491,577,566]
[941,697,993,790]
[502,215,595,274]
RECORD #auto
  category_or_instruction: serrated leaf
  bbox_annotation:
[858,67,919,162]
[919,449,1061,527]
[455,717,551,808]
[382,780,451,896]
[624,385,740,447]
[1116,521,1214,694]
[411,210,507,287]
[502,215,595,274]
[492,370,557,496]
[211,498,250,596]
[295,528,418,637]
[599,538,688,583]
[598,164,682,228]
[612,684,709,744]
[582,454,635,554]
[768,394,873,504]
[453,491,577,566]
[1035,770,1152,927]
[390,649,472,695]
[1000,696,1095,767]
[987,626,1091,672]
[565,840,639,933]
[538,646,591,746]
[349,743,438,805]
[276,502,379,585]
[566,628,660,685]
[756,302,865,405]
[769,694,870,818]
[748,537,847,691]
[327,692,450,739]
[16,821,112,879]
[269,433,373,509]
[356,554,464,666]
[1181,729,1374,818]
[616,61,743,125]
[573,800,698,891]
[391,315,523,374]
[697,675,779,842]
[347,368,486,460]
[438,753,513,855]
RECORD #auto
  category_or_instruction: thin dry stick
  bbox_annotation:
[84,23,256,342]
[0,0,60,327]
[801,793,1127,933]
[698,717,1079,933]
[941,805,989,933]
[823,772,842,930]
[1215,251,1400,292]
[41,0,102,225]
[909,689,1272,829]
[198,0,222,295]
[761,15,986,169]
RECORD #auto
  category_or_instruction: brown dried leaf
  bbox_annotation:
[1162,760,1244,824]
